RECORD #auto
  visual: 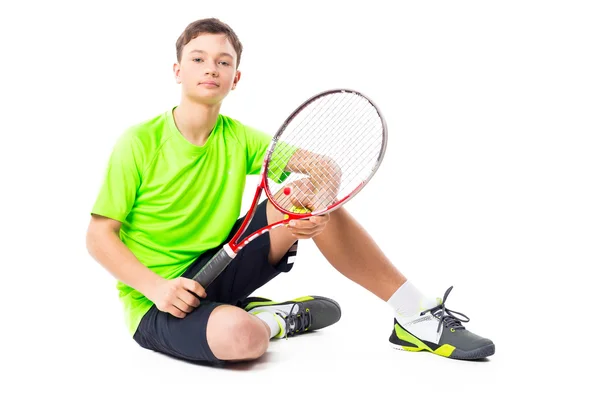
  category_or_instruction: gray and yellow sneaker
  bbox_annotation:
[242,296,342,338]
[390,286,495,360]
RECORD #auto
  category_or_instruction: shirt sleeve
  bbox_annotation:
[91,130,144,223]
[244,124,293,183]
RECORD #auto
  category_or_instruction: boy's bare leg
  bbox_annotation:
[311,207,406,301]
[266,202,406,301]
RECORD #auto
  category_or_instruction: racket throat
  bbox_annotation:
[223,243,236,258]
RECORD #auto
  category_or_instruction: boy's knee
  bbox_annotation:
[231,317,269,359]
[207,306,269,360]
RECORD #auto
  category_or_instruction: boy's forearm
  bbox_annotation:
[86,230,163,297]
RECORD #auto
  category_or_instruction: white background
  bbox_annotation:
[1,0,598,399]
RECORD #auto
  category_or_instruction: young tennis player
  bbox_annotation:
[86,18,495,363]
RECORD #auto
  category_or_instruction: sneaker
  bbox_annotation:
[390,286,495,360]
[242,295,342,338]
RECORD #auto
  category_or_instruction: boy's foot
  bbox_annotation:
[390,286,495,360]
[243,295,342,338]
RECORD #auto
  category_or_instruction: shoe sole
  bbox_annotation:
[390,342,495,360]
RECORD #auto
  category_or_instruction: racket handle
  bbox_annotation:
[192,247,235,288]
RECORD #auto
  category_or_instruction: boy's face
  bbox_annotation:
[174,34,241,105]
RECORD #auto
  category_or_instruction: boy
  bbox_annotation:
[86,17,494,363]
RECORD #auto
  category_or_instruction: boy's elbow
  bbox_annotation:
[86,222,98,256]
[86,214,122,255]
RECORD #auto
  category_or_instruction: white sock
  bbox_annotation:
[387,281,437,318]
[253,311,285,339]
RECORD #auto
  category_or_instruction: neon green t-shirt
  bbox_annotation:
[91,106,279,335]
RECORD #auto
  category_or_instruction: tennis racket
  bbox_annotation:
[193,88,388,288]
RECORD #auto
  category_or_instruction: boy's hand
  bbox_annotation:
[147,277,207,318]
[287,213,330,239]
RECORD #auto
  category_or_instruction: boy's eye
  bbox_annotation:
[219,61,230,66]
[193,58,203,63]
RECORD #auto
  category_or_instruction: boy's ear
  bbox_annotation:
[232,70,241,90]
[173,63,181,84]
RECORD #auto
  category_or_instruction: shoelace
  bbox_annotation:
[278,303,312,339]
[420,286,470,333]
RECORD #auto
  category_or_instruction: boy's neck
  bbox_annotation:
[173,98,222,146]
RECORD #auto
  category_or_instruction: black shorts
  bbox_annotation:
[132,200,297,364]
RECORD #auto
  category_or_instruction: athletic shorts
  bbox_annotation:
[132,200,297,364]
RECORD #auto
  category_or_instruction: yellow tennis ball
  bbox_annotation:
[289,205,312,214]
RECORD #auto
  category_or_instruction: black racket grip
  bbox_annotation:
[192,247,234,288]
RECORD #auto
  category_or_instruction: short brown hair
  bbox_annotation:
[176,18,243,68]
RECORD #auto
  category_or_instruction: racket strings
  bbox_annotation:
[275,128,380,202]
[271,93,360,164]
[286,105,382,191]
[278,122,381,208]
[267,91,384,213]
[283,126,382,211]
[267,94,356,178]
[270,95,382,211]
[271,94,377,180]
[283,91,351,138]
[285,93,381,166]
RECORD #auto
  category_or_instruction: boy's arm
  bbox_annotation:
[86,214,162,296]
[86,214,207,318]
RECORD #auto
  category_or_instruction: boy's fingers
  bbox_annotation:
[182,278,207,298]
[291,231,319,240]
[287,215,329,229]
[291,197,314,209]
[168,305,186,319]
[288,219,317,229]
[291,228,320,238]
[178,289,201,308]
[289,220,314,229]
[310,214,329,224]
[173,298,194,313]
[289,223,320,234]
